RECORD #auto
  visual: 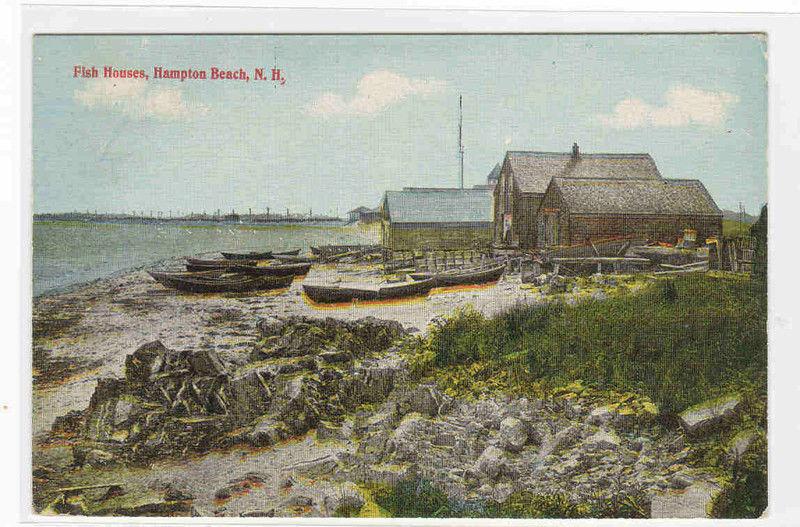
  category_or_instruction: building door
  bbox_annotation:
[540,211,559,247]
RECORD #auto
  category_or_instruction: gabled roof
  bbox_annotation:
[549,177,722,216]
[487,163,501,182]
[348,206,372,214]
[505,151,663,194]
[384,188,493,224]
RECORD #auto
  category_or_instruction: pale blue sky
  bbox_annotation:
[33,34,767,216]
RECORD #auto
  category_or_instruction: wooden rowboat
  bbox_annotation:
[275,255,318,264]
[148,271,292,293]
[221,251,273,260]
[273,248,301,256]
[543,236,647,259]
[185,257,258,270]
[231,262,312,277]
[409,263,505,287]
[310,244,381,257]
[302,278,435,303]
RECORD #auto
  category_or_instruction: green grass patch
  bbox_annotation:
[723,219,752,239]
[410,273,766,416]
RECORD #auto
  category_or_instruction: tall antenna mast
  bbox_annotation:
[458,95,464,189]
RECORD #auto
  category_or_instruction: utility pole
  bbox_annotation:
[458,94,464,189]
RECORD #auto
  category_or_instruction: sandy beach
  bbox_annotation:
[32,260,543,437]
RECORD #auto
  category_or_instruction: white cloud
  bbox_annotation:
[305,69,446,117]
[74,78,208,120]
[599,85,739,129]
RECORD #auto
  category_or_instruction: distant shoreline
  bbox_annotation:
[33,216,351,228]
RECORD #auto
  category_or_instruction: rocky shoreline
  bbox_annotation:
[31,265,757,518]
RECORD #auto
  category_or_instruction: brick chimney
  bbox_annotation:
[572,142,579,159]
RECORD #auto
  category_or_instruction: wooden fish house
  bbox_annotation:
[537,177,723,247]
[493,144,664,249]
[380,188,493,252]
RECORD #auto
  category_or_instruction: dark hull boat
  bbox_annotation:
[543,236,647,259]
[409,264,505,287]
[149,270,292,293]
[273,248,301,256]
[275,255,318,264]
[185,257,258,271]
[231,262,312,277]
[310,244,382,257]
[221,251,273,260]
[302,278,435,304]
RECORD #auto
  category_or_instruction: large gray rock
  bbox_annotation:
[124,341,171,384]
[499,417,528,452]
[186,348,226,377]
[727,430,757,463]
[475,445,506,478]
[678,395,742,435]
[650,481,722,518]
[402,384,446,417]
[322,482,365,515]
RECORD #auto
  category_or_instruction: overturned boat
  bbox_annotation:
[230,262,312,277]
[221,251,273,261]
[302,278,435,304]
[185,257,258,271]
[409,263,505,287]
[148,270,293,293]
[274,254,318,264]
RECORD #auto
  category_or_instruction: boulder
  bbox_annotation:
[389,413,432,461]
[474,399,504,429]
[247,418,287,447]
[186,349,226,377]
[125,341,171,384]
[316,419,353,441]
[475,445,506,478]
[499,417,528,452]
[257,316,286,337]
[403,384,444,417]
[323,482,364,516]
[226,368,274,420]
[650,481,722,518]
[345,364,398,405]
[678,395,742,435]
[727,430,757,463]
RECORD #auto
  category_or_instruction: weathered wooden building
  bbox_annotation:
[537,177,723,247]
[381,188,493,251]
[347,206,380,223]
[493,144,663,248]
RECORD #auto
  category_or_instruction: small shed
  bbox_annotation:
[537,177,723,247]
[381,188,494,251]
[347,206,373,223]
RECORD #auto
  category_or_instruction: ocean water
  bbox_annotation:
[32,221,378,296]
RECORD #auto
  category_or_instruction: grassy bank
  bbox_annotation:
[408,273,766,416]
[395,272,767,518]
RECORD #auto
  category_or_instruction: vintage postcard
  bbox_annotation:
[29,33,767,519]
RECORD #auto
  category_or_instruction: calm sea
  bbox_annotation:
[32,221,378,297]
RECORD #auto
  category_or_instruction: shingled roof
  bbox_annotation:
[383,188,493,224]
[505,151,663,194]
[550,178,722,216]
